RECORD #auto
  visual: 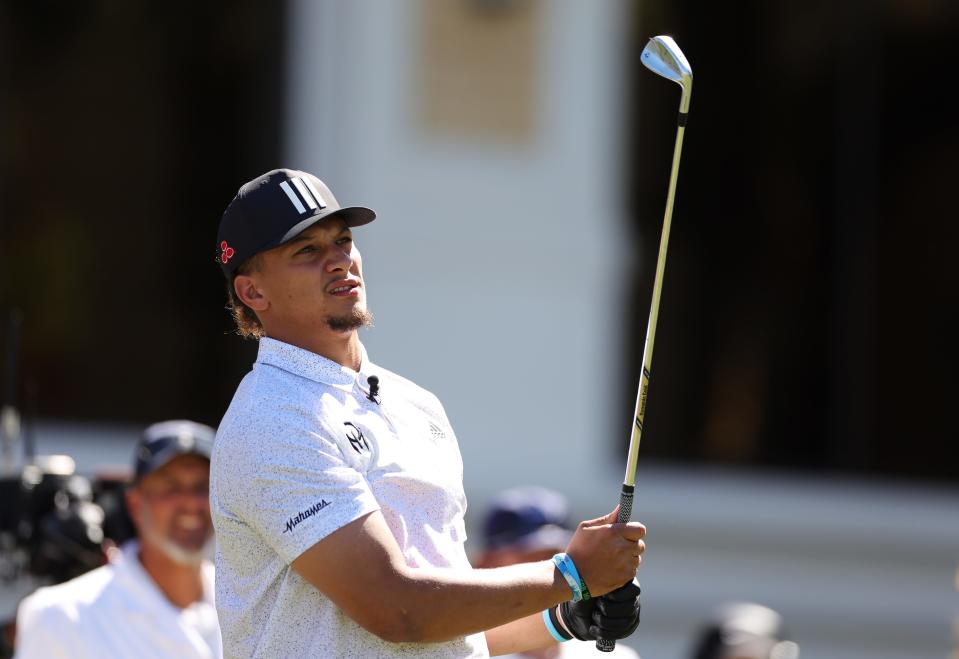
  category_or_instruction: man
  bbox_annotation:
[211,168,645,658]
[474,486,642,659]
[15,420,222,659]
[688,602,799,659]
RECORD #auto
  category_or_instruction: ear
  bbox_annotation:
[234,274,269,312]
[125,487,143,533]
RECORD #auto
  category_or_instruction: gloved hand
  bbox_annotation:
[556,578,641,641]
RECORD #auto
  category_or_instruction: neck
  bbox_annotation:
[266,326,363,371]
[138,542,205,609]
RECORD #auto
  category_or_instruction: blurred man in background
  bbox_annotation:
[474,486,642,659]
[15,420,221,659]
[687,602,799,659]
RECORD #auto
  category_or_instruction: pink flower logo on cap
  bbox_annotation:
[220,240,235,264]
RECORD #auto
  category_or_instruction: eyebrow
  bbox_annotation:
[283,235,312,249]
[283,224,352,252]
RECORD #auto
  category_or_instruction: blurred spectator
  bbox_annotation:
[474,485,642,658]
[14,420,221,659]
[689,602,798,659]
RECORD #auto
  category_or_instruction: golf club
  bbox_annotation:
[596,35,693,653]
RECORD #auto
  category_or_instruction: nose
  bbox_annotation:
[326,243,354,273]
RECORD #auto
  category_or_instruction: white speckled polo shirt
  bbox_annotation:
[210,337,489,659]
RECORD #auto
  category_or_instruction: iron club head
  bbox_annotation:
[641,35,692,113]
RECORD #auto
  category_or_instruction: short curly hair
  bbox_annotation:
[224,254,265,339]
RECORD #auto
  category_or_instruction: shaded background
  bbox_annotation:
[0,1,281,423]
[2,1,958,658]
[631,0,959,483]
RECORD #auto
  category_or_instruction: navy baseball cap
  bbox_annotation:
[216,168,376,277]
[482,486,573,552]
[133,420,215,482]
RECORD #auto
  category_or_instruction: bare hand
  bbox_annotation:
[564,507,645,597]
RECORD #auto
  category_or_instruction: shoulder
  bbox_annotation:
[218,360,349,429]
[17,564,115,630]
[214,366,341,461]
[211,373,369,513]
[370,363,446,409]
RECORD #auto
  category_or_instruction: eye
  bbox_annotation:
[296,244,316,255]
[336,235,353,246]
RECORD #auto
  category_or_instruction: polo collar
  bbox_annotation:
[256,337,370,388]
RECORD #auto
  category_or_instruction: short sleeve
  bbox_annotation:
[213,413,381,565]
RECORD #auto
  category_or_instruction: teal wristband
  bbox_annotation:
[552,553,591,602]
[552,553,581,601]
[542,609,571,643]
[561,553,591,601]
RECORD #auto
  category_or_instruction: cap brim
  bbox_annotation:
[335,206,377,228]
[279,206,376,245]
[135,446,211,482]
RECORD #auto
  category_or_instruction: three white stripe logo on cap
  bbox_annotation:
[279,177,327,215]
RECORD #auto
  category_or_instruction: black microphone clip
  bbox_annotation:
[366,375,380,404]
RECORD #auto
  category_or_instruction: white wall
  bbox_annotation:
[284,0,633,499]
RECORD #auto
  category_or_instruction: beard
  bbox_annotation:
[326,306,375,332]
[139,505,212,567]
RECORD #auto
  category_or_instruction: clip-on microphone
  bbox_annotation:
[366,375,380,404]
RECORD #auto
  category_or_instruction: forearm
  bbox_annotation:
[382,560,570,643]
[485,610,557,656]
[291,509,643,644]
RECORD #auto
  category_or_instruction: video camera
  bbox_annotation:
[0,452,134,585]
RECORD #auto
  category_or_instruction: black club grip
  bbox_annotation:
[615,485,633,523]
[596,484,635,652]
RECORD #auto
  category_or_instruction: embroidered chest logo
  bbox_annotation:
[344,422,370,454]
[429,421,446,441]
[283,500,331,534]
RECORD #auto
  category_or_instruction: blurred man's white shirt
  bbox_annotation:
[15,540,220,659]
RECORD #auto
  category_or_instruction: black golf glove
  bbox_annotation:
[556,578,641,641]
